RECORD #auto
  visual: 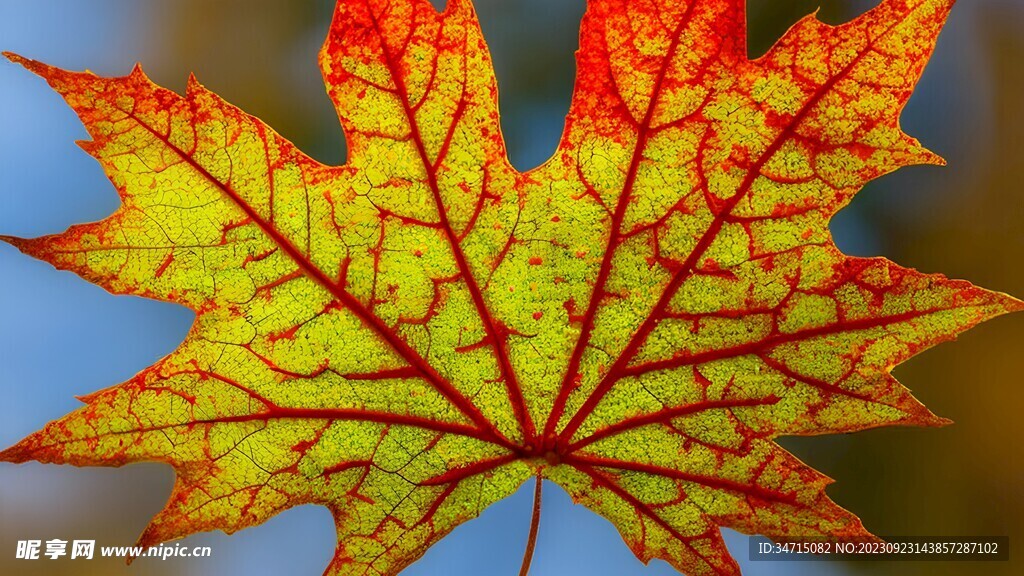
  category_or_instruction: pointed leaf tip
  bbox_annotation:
[0,234,28,251]
[0,437,32,464]
[1001,293,1024,313]
[126,62,151,83]
[0,235,50,262]
[185,72,204,96]
[2,52,56,78]
[3,51,29,65]
[4,53,57,81]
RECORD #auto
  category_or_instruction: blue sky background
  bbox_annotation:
[2,1,1022,575]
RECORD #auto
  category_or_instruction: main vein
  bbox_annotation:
[542,2,699,444]
[555,24,891,446]
[365,1,535,444]
[124,108,514,451]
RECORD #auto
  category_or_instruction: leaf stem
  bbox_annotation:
[519,475,543,576]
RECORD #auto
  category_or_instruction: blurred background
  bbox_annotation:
[1,1,1021,575]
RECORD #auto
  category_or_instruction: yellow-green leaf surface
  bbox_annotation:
[1,0,1019,574]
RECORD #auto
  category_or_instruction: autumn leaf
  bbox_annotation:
[1,0,1019,574]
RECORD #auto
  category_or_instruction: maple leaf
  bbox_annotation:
[1,0,1020,574]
